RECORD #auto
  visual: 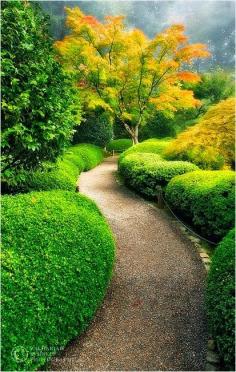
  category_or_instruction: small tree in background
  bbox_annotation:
[73,108,113,147]
[1,0,81,185]
[55,7,210,144]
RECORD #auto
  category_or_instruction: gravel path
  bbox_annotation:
[49,157,207,371]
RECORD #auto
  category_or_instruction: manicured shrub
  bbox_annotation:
[207,229,235,370]
[165,170,235,241]
[119,152,198,198]
[120,138,172,161]
[73,109,113,148]
[164,98,235,169]
[4,144,104,193]
[106,139,133,152]
[2,190,115,371]
[1,1,81,185]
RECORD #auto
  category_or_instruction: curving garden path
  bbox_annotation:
[49,156,207,371]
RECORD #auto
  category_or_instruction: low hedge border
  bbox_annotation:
[119,152,199,198]
[206,228,235,370]
[10,144,104,193]
[165,170,235,242]
[119,138,172,161]
[2,190,115,371]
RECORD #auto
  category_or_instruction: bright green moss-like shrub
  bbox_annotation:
[2,190,115,371]
[9,144,104,193]
[207,229,235,370]
[120,138,172,161]
[106,139,133,152]
[119,152,198,198]
[165,170,235,241]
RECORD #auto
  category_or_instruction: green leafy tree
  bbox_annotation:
[1,0,81,185]
[73,108,113,147]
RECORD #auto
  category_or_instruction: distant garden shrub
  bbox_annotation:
[165,170,235,241]
[119,152,198,198]
[207,229,235,370]
[6,144,104,194]
[107,139,133,152]
[1,1,81,186]
[120,138,172,161]
[73,109,113,148]
[2,190,115,371]
[164,98,235,169]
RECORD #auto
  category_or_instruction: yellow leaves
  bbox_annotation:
[56,6,210,123]
[165,98,235,169]
[149,85,200,111]
[121,112,133,122]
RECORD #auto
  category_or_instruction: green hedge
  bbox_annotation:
[2,190,115,371]
[106,139,133,152]
[119,138,172,161]
[119,152,198,198]
[11,144,104,193]
[165,170,235,241]
[207,229,235,370]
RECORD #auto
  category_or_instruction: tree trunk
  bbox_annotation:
[131,125,139,144]
[123,122,139,144]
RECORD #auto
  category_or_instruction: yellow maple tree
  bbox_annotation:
[55,7,210,143]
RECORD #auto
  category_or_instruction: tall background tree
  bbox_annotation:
[1,0,80,185]
[55,7,210,143]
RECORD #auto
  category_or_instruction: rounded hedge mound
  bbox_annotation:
[119,152,198,198]
[106,139,133,152]
[12,144,104,193]
[119,138,172,161]
[165,170,235,241]
[207,229,235,370]
[2,190,115,371]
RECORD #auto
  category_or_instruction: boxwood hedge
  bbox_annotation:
[119,152,198,198]
[165,170,235,241]
[106,139,133,152]
[10,144,104,193]
[206,229,235,370]
[2,190,115,371]
[119,138,172,161]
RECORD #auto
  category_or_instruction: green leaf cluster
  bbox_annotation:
[1,0,81,183]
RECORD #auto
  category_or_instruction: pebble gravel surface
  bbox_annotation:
[49,157,207,371]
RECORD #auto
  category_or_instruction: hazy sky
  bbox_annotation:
[40,0,235,69]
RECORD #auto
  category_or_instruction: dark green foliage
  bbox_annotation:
[2,190,115,371]
[73,109,113,148]
[1,0,80,185]
[165,171,235,241]
[7,144,104,193]
[139,112,177,140]
[107,139,133,152]
[119,152,198,198]
[192,69,235,104]
[206,229,235,370]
